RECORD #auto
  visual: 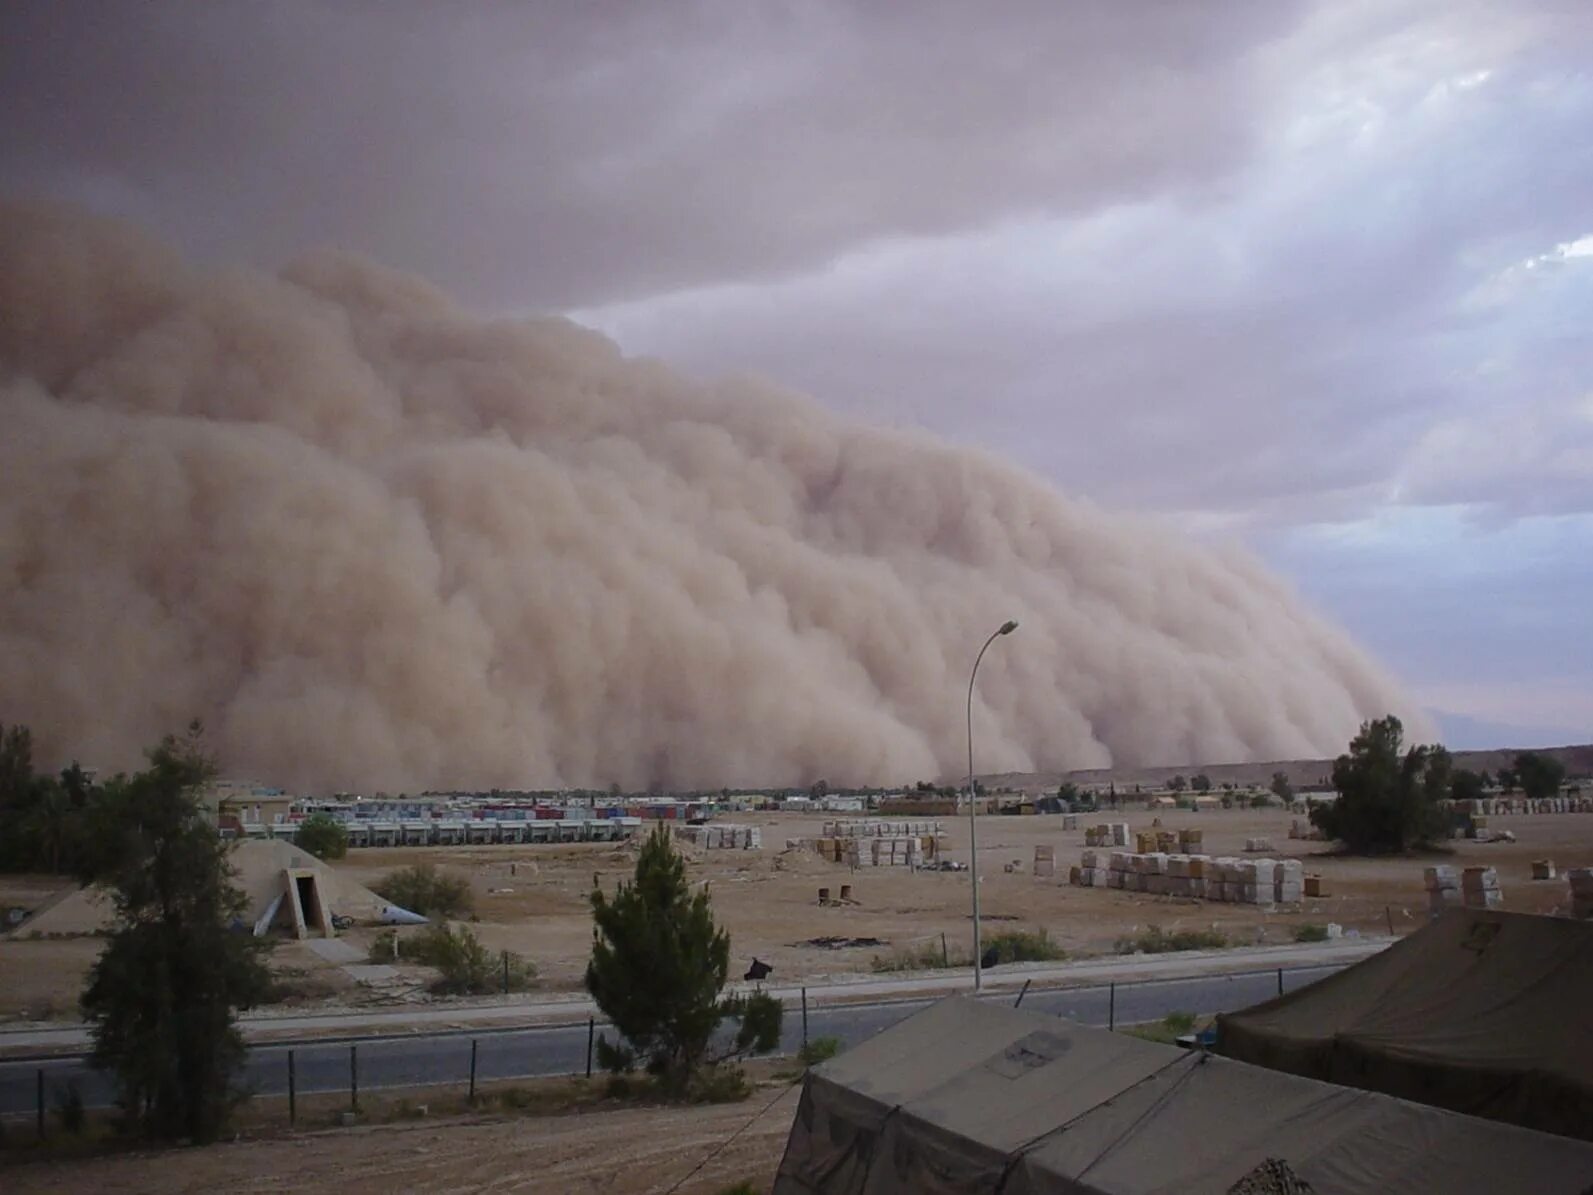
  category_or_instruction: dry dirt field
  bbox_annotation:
[3,1083,800,1194]
[4,804,1592,1018]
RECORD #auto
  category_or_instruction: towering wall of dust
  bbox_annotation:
[0,204,1425,792]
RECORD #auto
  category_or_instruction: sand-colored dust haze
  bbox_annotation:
[0,204,1426,792]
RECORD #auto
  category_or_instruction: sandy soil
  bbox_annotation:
[4,805,1591,1017]
[3,1083,800,1195]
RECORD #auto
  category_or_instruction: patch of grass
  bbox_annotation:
[373,862,474,918]
[983,927,1066,964]
[796,1036,842,1067]
[1114,925,1229,955]
[871,940,962,972]
[715,1184,761,1195]
[1123,1011,1201,1044]
[1293,923,1330,943]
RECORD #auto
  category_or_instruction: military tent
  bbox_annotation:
[772,996,1593,1194]
[1217,908,1593,1140]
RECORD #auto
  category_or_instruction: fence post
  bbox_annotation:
[1014,979,1031,1008]
[941,933,949,966]
[36,1067,45,1141]
[1385,905,1395,936]
[288,1050,297,1126]
[350,1044,359,1111]
[1277,967,1284,997]
[586,1017,595,1078]
[1108,982,1116,1031]
[469,1038,478,1103]
[502,951,510,994]
[801,988,809,1049]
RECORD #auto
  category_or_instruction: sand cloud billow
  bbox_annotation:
[0,204,1423,792]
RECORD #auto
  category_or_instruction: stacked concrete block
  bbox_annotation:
[1061,814,1079,830]
[825,818,943,839]
[1303,874,1327,898]
[676,823,760,850]
[1462,866,1502,910]
[1568,868,1593,919]
[844,836,923,868]
[1088,823,1131,848]
[1156,831,1180,854]
[1424,865,1462,916]
[1244,837,1275,853]
[1532,859,1557,881]
[1178,829,1204,853]
[1034,845,1056,878]
[1274,859,1304,905]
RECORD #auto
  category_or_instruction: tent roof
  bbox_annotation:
[773,996,1593,1195]
[1217,909,1593,1138]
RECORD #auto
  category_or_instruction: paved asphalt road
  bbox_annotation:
[0,964,1341,1117]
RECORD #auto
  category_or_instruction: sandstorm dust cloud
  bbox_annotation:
[0,204,1424,792]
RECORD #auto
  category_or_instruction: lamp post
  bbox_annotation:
[968,619,1018,992]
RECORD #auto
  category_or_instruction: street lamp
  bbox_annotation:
[968,618,1018,991]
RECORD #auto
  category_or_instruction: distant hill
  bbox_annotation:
[982,743,1593,794]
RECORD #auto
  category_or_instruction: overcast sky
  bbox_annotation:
[5,0,1589,748]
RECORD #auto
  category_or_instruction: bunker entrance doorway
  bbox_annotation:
[295,875,324,937]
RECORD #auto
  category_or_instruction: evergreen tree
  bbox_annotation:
[78,724,271,1142]
[1514,752,1566,801]
[1310,716,1449,854]
[586,824,779,1092]
[294,812,349,860]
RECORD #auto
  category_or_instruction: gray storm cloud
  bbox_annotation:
[1,204,1426,792]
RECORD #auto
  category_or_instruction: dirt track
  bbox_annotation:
[3,1088,800,1195]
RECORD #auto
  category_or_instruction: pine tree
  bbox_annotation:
[586,824,779,1092]
[79,724,271,1142]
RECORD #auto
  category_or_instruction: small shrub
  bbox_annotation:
[797,1036,842,1067]
[687,1065,751,1104]
[369,928,400,963]
[983,928,1066,964]
[403,923,535,995]
[1115,925,1229,955]
[55,1084,86,1134]
[1249,794,1272,809]
[1293,923,1330,943]
[373,863,474,918]
[605,1073,637,1100]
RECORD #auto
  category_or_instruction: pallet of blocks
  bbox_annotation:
[1033,845,1056,878]
[1085,822,1132,848]
[1424,865,1462,916]
[1273,859,1304,905]
[1462,866,1502,909]
[1568,868,1593,919]
[845,836,923,868]
[1178,828,1203,852]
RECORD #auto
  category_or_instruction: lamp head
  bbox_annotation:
[999,620,1019,635]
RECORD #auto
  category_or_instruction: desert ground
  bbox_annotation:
[3,1080,800,1194]
[3,803,1591,1019]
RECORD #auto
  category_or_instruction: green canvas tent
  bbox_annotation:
[1217,908,1593,1140]
[773,995,1593,1194]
